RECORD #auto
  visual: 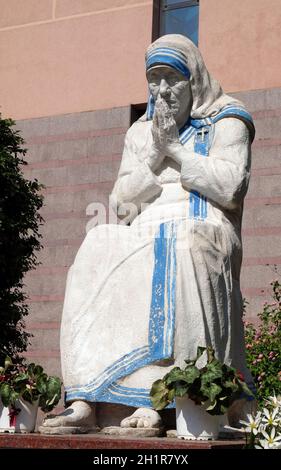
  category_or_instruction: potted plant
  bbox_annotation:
[150,346,254,440]
[0,356,61,433]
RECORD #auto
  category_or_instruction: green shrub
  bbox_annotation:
[0,116,43,363]
[244,279,281,407]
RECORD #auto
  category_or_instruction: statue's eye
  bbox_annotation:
[148,74,160,84]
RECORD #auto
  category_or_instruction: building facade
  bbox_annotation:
[0,0,280,386]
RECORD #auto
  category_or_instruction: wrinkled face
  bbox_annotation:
[147,65,192,125]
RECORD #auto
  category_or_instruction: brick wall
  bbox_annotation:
[233,88,281,321]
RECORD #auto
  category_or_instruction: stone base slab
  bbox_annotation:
[0,433,245,449]
[38,425,100,435]
[101,426,164,437]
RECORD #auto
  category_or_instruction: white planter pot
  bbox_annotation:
[176,397,228,440]
[0,398,38,433]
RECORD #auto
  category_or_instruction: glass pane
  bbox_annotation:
[161,5,199,46]
[163,1,198,7]
[164,1,191,6]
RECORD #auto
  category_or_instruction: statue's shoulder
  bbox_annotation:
[125,119,152,144]
[212,105,255,143]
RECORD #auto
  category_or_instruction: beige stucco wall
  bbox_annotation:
[199,0,281,93]
[0,0,281,120]
[0,0,153,120]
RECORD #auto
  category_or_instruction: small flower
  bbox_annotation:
[255,439,270,449]
[261,408,280,427]
[258,354,264,359]
[240,412,262,435]
[265,394,281,408]
[260,428,281,448]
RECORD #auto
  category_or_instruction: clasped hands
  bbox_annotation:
[146,96,184,171]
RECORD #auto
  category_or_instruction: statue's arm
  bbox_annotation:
[110,127,162,216]
[179,118,251,210]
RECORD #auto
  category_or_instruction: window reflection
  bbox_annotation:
[160,1,199,46]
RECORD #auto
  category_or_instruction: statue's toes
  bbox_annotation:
[43,416,65,427]
[136,418,151,428]
[142,419,151,428]
[120,417,137,428]
[128,417,138,427]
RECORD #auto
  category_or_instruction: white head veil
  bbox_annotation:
[144,34,246,120]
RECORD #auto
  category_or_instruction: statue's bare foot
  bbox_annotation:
[40,400,97,432]
[120,407,162,429]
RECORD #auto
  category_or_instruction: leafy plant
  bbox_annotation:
[244,279,281,407]
[0,356,61,413]
[0,116,44,364]
[150,346,254,415]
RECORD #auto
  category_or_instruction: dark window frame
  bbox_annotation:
[152,0,199,41]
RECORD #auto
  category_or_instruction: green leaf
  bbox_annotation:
[223,379,238,392]
[163,367,182,383]
[4,356,13,370]
[239,380,255,399]
[183,366,201,384]
[201,361,223,383]
[0,383,12,407]
[173,383,189,397]
[205,400,217,411]
[36,375,47,394]
[150,379,171,410]
[27,363,36,375]
[206,347,215,363]
[33,365,44,377]
[201,383,222,402]
[13,372,29,383]
[167,389,175,402]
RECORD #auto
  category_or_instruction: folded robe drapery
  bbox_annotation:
[61,106,256,407]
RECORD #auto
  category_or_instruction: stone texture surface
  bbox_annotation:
[102,427,164,438]
[38,425,100,435]
[0,0,52,28]
[0,433,245,449]
[56,1,147,19]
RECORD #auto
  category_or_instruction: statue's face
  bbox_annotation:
[147,65,192,125]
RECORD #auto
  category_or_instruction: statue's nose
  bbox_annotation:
[159,79,171,97]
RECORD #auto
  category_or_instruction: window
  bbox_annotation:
[157,0,199,46]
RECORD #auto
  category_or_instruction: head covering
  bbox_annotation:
[143,34,252,124]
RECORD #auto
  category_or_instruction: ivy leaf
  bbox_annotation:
[239,380,255,399]
[201,361,223,383]
[13,372,29,383]
[183,366,201,384]
[0,383,12,407]
[201,383,222,402]
[173,383,189,397]
[150,380,171,410]
[33,365,44,377]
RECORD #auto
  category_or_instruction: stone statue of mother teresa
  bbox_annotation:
[41,34,256,434]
